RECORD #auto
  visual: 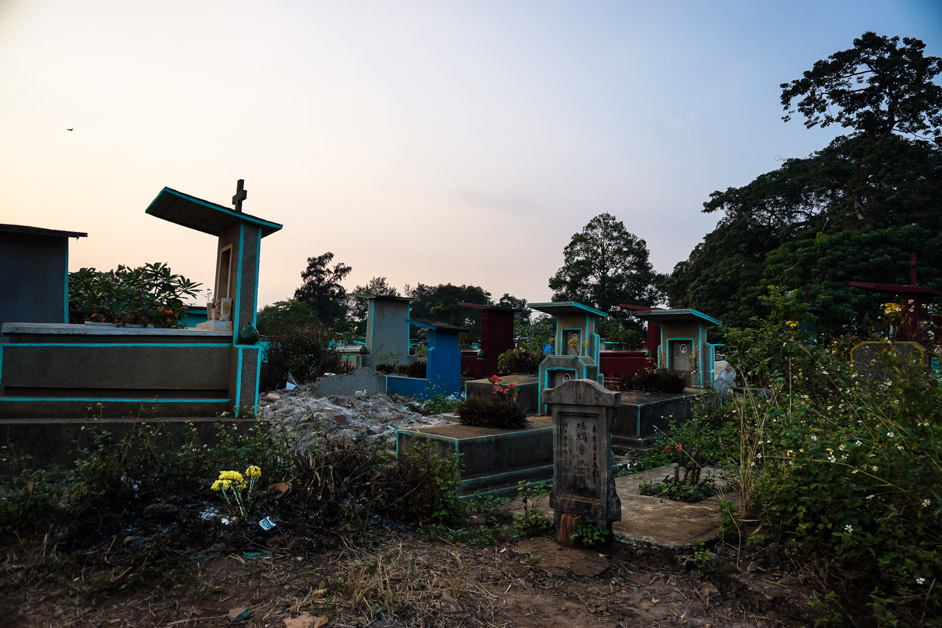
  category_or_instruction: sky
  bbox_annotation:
[2,0,941,310]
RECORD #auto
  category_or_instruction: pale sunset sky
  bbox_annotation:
[1,1,940,308]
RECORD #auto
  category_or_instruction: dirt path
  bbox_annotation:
[2,528,817,627]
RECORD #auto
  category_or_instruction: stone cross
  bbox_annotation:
[232,179,247,212]
[542,379,621,545]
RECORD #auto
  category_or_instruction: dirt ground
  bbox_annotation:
[1,516,822,628]
[0,393,829,627]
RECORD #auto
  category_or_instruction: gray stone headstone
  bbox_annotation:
[851,341,925,382]
[542,379,621,535]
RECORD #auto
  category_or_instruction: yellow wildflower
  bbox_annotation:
[211,479,231,491]
[245,465,261,478]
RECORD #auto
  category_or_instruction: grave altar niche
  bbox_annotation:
[543,379,621,544]
[530,301,606,414]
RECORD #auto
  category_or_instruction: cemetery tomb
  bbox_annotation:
[0,224,86,328]
[530,301,606,414]
[0,181,282,420]
[458,302,518,379]
[630,308,721,388]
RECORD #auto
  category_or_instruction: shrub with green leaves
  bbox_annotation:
[720,287,942,625]
[259,322,345,391]
[456,395,527,430]
[68,262,201,327]
[497,346,543,375]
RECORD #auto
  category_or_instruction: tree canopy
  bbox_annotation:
[668,33,942,332]
[406,283,491,342]
[548,213,663,321]
[781,31,942,144]
[292,252,352,328]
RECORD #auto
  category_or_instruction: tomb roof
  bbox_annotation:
[145,187,282,238]
[848,281,942,297]
[352,294,413,302]
[457,302,522,313]
[631,308,721,326]
[406,319,465,332]
[529,301,607,318]
[0,223,87,239]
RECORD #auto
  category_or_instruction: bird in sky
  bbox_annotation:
[66,128,73,131]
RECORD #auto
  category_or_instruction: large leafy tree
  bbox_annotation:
[781,32,942,144]
[293,252,352,327]
[760,226,942,333]
[549,213,663,322]
[406,283,491,342]
[668,33,942,330]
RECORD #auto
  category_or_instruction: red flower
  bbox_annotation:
[675,443,683,451]
[664,445,671,452]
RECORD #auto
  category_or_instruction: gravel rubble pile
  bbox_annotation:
[257,385,455,450]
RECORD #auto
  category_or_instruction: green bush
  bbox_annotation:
[0,467,63,537]
[456,395,527,430]
[260,322,345,391]
[68,262,201,327]
[497,346,543,375]
[722,287,942,625]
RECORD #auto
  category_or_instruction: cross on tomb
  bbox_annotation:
[232,179,247,212]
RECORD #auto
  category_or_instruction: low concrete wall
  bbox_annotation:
[396,416,553,495]
[0,323,235,418]
[314,367,387,397]
[386,375,431,398]
[611,391,700,450]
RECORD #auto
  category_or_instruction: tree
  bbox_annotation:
[406,283,491,342]
[669,33,942,330]
[759,225,942,334]
[781,32,942,144]
[497,292,532,333]
[548,213,663,319]
[256,300,320,335]
[293,252,352,327]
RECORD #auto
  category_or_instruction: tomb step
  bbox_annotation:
[612,434,660,454]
